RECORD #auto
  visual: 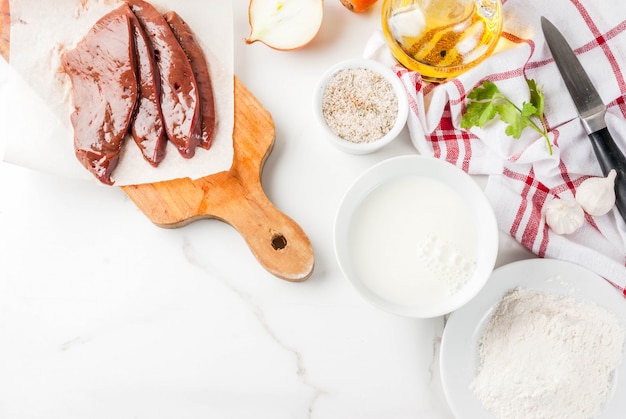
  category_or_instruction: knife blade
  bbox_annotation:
[541,16,626,223]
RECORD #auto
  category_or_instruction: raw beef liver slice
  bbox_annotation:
[62,4,138,185]
[164,11,216,150]
[126,0,202,158]
[128,11,167,167]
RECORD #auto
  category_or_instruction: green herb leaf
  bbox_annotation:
[460,81,502,130]
[460,79,553,155]
[496,102,524,138]
[527,78,545,118]
[460,100,497,129]
[521,102,538,118]
[467,81,500,101]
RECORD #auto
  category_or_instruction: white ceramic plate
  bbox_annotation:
[440,258,626,419]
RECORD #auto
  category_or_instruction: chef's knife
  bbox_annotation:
[541,16,626,223]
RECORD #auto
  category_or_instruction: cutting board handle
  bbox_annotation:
[208,172,314,282]
[123,168,315,282]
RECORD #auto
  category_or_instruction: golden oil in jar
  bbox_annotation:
[382,0,503,82]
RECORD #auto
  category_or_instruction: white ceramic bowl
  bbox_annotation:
[313,58,409,154]
[334,155,499,318]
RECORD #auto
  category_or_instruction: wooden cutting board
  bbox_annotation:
[0,1,314,282]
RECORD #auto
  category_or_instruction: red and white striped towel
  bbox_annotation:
[366,0,626,293]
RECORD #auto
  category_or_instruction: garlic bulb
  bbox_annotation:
[544,198,585,235]
[575,169,617,216]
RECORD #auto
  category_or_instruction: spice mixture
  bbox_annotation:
[471,287,625,419]
[321,67,398,144]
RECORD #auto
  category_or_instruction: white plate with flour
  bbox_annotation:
[440,258,626,419]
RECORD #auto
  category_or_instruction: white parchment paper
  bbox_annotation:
[2,0,234,186]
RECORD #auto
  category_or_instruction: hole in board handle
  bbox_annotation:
[271,233,287,251]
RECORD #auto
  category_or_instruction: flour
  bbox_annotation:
[471,287,625,419]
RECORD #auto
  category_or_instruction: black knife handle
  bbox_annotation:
[588,127,626,222]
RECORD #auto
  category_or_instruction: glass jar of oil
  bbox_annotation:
[381,0,503,83]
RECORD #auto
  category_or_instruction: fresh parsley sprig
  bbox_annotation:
[460,79,552,155]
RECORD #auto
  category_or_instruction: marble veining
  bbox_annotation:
[183,235,326,417]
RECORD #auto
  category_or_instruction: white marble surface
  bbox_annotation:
[0,1,535,418]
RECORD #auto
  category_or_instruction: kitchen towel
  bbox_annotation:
[366,0,626,293]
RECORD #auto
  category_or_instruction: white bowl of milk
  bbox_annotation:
[334,155,498,318]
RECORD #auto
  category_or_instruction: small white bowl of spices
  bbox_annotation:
[314,58,409,154]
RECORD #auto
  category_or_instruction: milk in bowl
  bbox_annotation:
[334,155,498,318]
